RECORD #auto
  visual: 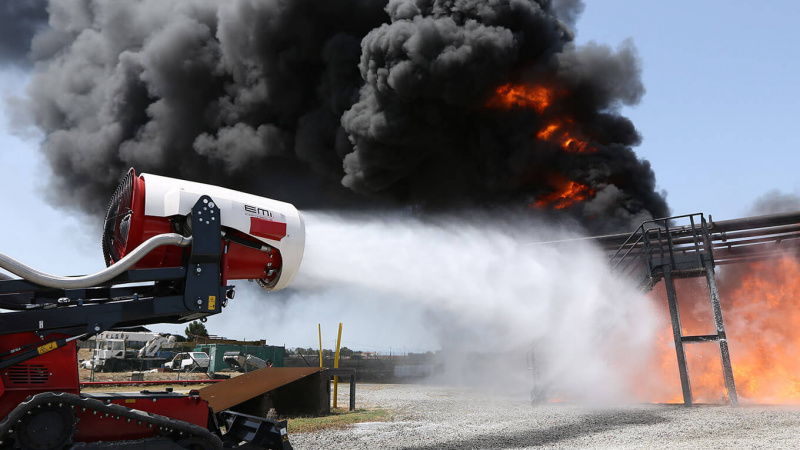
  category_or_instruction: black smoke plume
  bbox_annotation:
[21,0,668,232]
[0,0,48,67]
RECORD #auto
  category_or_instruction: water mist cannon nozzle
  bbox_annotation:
[102,168,305,291]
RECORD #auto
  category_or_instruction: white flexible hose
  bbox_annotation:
[0,233,193,289]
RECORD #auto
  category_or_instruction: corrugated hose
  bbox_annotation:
[0,233,192,289]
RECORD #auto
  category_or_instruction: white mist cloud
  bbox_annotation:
[197,212,660,402]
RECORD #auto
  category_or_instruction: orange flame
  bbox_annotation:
[487,83,595,154]
[535,119,593,153]
[561,136,591,153]
[723,256,800,402]
[537,122,561,140]
[487,83,552,113]
[532,180,595,210]
[641,256,800,404]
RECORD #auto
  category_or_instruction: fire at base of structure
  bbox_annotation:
[594,210,800,405]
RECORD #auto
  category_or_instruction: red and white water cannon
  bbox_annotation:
[102,169,305,290]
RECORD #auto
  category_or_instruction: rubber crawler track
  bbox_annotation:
[0,392,223,449]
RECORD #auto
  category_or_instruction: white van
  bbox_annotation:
[164,352,210,372]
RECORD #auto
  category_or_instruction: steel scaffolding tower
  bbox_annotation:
[595,211,800,406]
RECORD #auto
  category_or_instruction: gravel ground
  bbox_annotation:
[291,383,800,449]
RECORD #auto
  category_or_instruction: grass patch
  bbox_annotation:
[288,408,391,433]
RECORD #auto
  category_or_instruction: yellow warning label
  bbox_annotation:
[37,341,57,355]
[208,296,216,310]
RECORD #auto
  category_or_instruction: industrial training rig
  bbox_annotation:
[0,169,304,449]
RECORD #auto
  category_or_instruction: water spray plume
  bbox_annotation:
[274,212,660,401]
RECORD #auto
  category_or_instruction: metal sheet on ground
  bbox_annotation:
[198,367,323,411]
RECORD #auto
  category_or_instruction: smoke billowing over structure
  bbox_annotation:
[20,0,668,231]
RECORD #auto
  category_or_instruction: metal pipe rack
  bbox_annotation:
[591,210,800,406]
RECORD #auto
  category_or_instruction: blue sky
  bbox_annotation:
[574,1,800,217]
[1,1,799,347]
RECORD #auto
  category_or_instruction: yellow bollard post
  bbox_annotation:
[333,322,343,409]
[318,324,323,368]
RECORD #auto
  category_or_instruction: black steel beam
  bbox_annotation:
[682,335,719,343]
[589,210,800,251]
[663,269,693,406]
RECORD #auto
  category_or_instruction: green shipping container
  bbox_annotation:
[193,344,285,373]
